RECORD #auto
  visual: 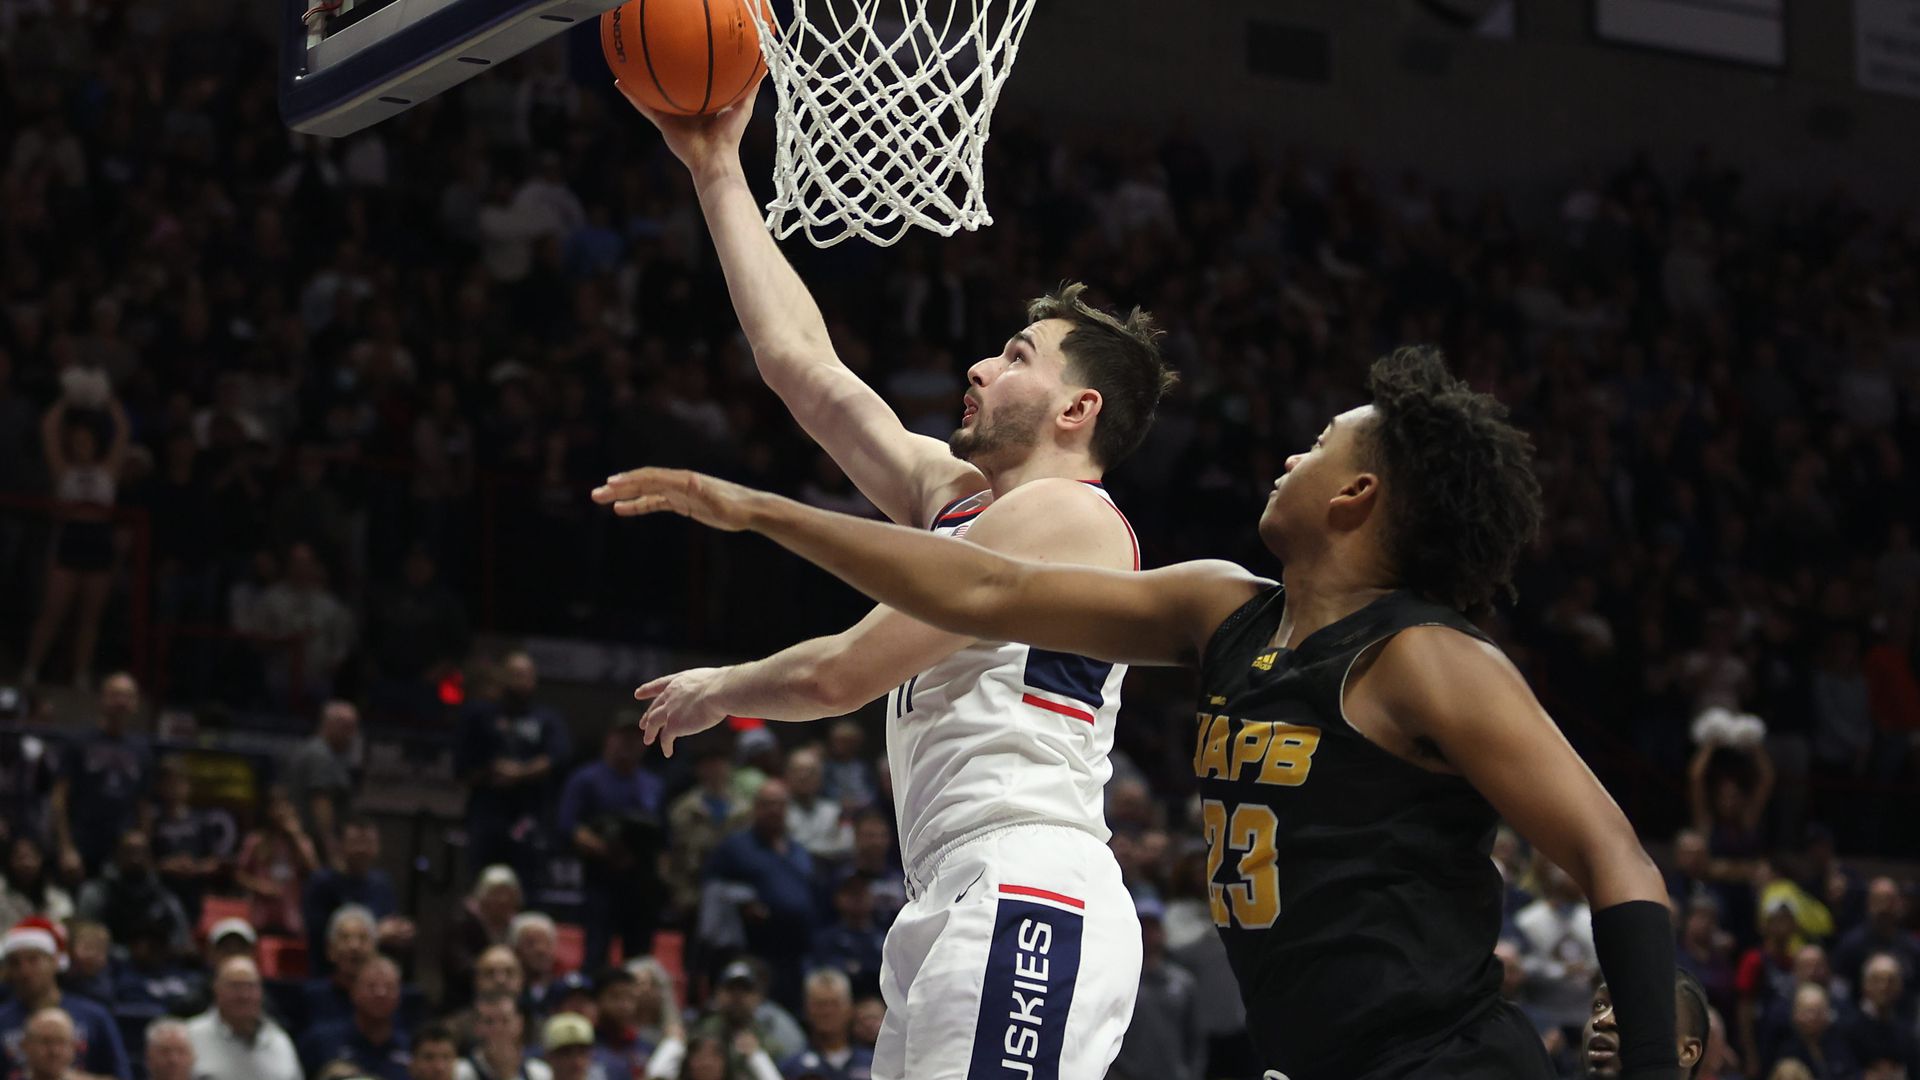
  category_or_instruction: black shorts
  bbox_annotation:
[1350,1001,1554,1080]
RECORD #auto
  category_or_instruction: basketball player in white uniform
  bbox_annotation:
[609,82,1174,1080]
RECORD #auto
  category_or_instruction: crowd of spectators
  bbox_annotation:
[0,669,904,1080]
[4,669,1915,1080]
[2,1,1920,1079]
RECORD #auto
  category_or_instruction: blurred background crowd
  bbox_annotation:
[1,1,1919,1079]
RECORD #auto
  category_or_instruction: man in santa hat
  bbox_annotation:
[0,917,130,1080]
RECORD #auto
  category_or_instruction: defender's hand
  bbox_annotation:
[593,467,761,532]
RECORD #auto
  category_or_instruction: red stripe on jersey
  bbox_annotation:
[999,883,1086,909]
[1021,693,1095,725]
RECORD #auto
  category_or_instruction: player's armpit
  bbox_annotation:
[1366,627,1668,909]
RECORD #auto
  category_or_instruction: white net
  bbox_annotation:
[745,0,1037,247]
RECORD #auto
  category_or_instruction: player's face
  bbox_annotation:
[1583,985,1622,1078]
[1583,985,1703,1079]
[1259,405,1375,557]
[950,319,1078,470]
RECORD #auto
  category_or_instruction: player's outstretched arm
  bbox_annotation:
[630,478,1142,753]
[593,467,1268,667]
[632,604,975,756]
[1362,628,1680,1080]
[617,82,980,526]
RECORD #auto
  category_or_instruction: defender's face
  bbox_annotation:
[951,318,1077,469]
[1583,985,1621,1077]
[1583,985,1701,1079]
[1259,405,1375,557]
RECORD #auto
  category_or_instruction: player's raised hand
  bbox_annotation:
[592,467,760,532]
[615,78,761,178]
[633,666,730,757]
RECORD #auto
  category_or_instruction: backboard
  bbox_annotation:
[280,0,624,137]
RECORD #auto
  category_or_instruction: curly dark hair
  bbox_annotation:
[1360,346,1543,611]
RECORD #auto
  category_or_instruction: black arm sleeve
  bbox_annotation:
[1592,898,1679,1080]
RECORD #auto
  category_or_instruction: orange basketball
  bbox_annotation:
[601,0,770,117]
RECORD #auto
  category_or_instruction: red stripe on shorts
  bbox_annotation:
[999,884,1086,909]
[1021,693,1095,724]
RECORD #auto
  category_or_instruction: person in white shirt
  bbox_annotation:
[187,956,302,1080]
[1514,859,1599,1035]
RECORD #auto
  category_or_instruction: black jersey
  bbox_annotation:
[1195,585,1517,1080]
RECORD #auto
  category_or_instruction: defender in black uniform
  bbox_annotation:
[596,347,1683,1080]
[1194,586,1546,1077]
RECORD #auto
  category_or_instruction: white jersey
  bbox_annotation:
[884,482,1139,874]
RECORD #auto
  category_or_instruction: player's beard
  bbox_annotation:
[949,397,1047,467]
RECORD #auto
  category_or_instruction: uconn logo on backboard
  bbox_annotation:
[969,885,1084,1080]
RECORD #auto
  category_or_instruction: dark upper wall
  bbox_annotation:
[996,0,1920,208]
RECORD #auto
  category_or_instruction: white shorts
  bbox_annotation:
[871,824,1142,1080]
